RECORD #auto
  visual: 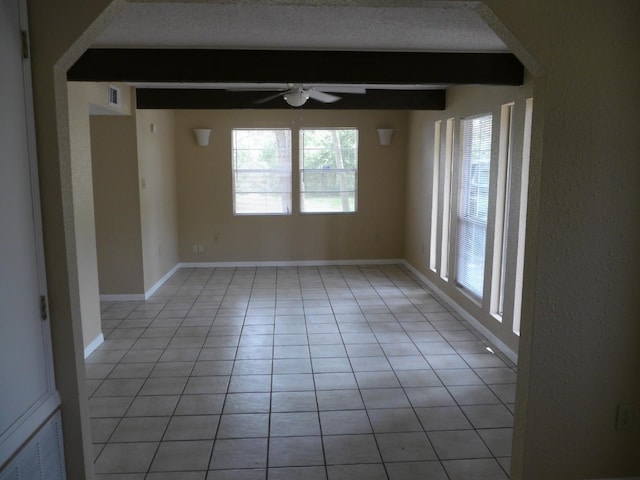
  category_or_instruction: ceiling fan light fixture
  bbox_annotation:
[284,88,309,107]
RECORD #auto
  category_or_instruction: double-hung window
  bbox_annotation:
[455,114,492,299]
[232,129,292,215]
[299,128,358,213]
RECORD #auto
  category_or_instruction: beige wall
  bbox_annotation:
[405,81,533,355]
[136,109,179,291]
[66,82,103,350]
[90,104,179,296]
[90,107,145,296]
[175,109,407,263]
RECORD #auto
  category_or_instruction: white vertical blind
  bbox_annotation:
[455,114,492,299]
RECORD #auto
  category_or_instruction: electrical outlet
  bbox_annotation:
[616,404,634,431]
[192,244,197,253]
[198,244,204,252]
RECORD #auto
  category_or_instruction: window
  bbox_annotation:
[232,129,291,215]
[299,128,358,213]
[512,98,533,335]
[455,114,492,299]
[429,121,441,272]
[491,103,514,319]
[440,118,455,280]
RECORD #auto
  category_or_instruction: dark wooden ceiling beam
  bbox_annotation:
[135,88,447,110]
[67,48,524,86]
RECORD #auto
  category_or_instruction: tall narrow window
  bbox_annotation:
[232,129,292,215]
[455,114,492,300]
[440,118,455,280]
[429,121,442,272]
[299,128,358,213]
[513,98,533,335]
[492,103,514,319]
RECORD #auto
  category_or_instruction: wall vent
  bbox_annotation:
[0,411,65,480]
[108,84,121,107]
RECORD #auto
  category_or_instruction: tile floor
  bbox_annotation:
[86,264,516,479]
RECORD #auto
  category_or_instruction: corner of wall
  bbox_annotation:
[83,333,104,358]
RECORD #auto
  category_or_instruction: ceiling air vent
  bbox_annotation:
[108,85,121,107]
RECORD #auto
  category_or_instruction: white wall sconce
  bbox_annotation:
[193,128,212,147]
[377,128,394,146]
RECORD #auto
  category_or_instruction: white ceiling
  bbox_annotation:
[93,2,508,53]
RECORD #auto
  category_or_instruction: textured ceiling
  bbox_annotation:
[93,3,508,52]
[86,2,514,109]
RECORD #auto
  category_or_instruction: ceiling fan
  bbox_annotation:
[228,83,366,107]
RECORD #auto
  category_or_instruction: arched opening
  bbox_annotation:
[28,2,640,480]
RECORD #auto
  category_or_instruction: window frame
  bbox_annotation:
[429,120,442,273]
[440,118,456,280]
[231,128,292,216]
[454,113,493,302]
[490,102,515,321]
[298,127,359,215]
[511,97,533,336]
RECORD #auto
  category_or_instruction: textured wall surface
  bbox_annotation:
[28,1,120,477]
[66,83,103,350]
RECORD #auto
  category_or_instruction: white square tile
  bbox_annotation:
[92,266,519,478]
[442,458,509,480]
[319,410,372,435]
[428,430,492,460]
[269,436,324,467]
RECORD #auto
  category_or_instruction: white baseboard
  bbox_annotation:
[84,333,104,358]
[145,264,180,299]
[178,259,404,268]
[402,260,518,365]
[99,264,180,302]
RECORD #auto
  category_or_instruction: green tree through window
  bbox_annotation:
[232,129,292,215]
[300,128,358,213]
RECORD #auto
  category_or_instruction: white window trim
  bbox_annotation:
[231,128,292,216]
[429,120,441,273]
[490,102,515,321]
[440,118,456,281]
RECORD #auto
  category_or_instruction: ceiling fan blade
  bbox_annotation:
[253,91,288,104]
[307,88,341,103]
[313,85,367,94]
